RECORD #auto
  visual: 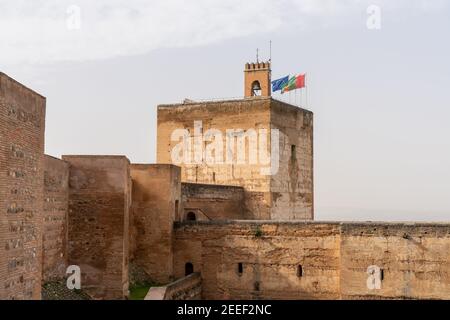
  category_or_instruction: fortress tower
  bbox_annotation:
[156,62,314,220]
[244,61,272,97]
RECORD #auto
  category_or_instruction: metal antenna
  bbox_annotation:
[256,48,259,63]
[269,40,272,62]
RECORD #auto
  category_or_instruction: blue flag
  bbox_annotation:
[271,75,289,92]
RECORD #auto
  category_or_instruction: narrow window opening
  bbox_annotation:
[380,269,384,281]
[297,265,303,277]
[291,145,297,160]
[185,262,194,276]
[175,200,179,218]
[212,172,216,182]
[254,281,260,291]
[238,263,243,275]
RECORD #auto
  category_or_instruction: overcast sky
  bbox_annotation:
[1,0,449,221]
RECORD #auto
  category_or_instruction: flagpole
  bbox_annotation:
[306,72,308,109]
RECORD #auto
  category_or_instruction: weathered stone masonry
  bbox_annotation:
[0,73,46,300]
[42,155,69,281]
[173,221,450,300]
[157,97,314,221]
[1,68,450,301]
[62,155,131,300]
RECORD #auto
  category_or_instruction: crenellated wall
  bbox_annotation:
[173,221,450,300]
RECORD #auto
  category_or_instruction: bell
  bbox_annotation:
[252,81,261,91]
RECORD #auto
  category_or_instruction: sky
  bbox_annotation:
[1,0,449,221]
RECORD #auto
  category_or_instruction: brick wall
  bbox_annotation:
[0,73,46,300]
[181,183,246,221]
[42,155,69,281]
[62,155,130,300]
[130,164,180,284]
[174,221,450,300]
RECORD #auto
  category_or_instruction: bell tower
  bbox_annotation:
[244,61,271,97]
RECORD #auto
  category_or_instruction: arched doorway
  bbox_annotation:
[186,211,196,221]
[185,262,194,276]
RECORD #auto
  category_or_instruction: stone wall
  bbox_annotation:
[145,272,202,300]
[130,164,181,284]
[157,99,272,219]
[42,155,69,281]
[270,100,314,220]
[340,222,450,299]
[173,221,450,300]
[62,155,131,300]
[0,73,46,300]
[157,98,314,221]
[181,183,246,221]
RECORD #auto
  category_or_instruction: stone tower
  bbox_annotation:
[244,61,271,97]
[157,62,313,220]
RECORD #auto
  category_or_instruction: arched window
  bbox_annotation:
[251,80,262,96]
[186,211,196,221]
[185,262,194,276]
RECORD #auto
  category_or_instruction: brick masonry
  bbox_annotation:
[42,155,69,281]
[1,71,449,301]
[130,164,180,284]
[0,73,46,300]
[62,155,131,300]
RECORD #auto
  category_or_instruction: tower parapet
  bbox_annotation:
[244,61,271,97]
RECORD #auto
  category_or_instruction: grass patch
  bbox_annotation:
[129,284,152,300]
[128,282,158,300]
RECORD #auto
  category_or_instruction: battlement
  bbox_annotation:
[244,61,271,71]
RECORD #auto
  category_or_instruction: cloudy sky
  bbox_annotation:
[1,0,449,221]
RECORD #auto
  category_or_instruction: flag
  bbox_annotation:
[281,74,306,94]
[271,75,289,92]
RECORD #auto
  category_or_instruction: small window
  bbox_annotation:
[297,265,303,277]
[185,262,194,276]
[238,263,243,275]
[187,212,196,221]
[380,269,384,281]
[212,172,216,182]
[291,145,296,160]
[254,281,260,291]
[175,200,179,218]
